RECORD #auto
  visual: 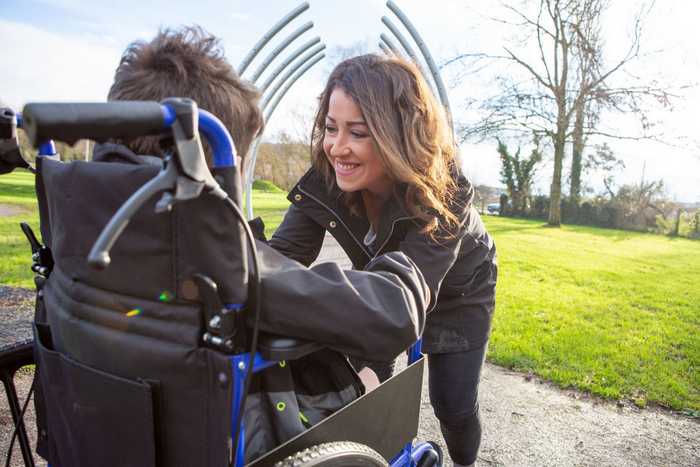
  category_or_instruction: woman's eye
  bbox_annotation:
[325,125,337,133]
[351,132,368,138]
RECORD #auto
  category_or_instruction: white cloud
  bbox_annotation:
[0,20,122,109]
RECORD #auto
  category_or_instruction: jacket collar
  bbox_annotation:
[92,143,163,167]
[294,168,415,255]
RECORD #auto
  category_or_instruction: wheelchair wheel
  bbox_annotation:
[274,441,387,466]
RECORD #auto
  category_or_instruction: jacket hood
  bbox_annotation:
[92,142,162,167]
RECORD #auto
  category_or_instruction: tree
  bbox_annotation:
[452,0,674,225]
[285,103,317,147]
[612,178,675,231]
[255,130,311,191]
[323,40,371,75]
[582,142,624,197]
[497,134,542,214]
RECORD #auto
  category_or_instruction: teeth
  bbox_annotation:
[336,161,359,170]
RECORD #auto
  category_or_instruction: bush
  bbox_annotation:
[252,179,285,193]
[498,190,698,240]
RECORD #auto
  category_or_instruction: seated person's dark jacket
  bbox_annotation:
[269,168,497,355]
[91,144,430,360]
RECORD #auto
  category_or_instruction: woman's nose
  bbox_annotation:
[329,134,349,157]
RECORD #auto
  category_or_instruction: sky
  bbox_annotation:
[1,0,698,202]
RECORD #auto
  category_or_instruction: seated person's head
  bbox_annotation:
[107,26,264,165]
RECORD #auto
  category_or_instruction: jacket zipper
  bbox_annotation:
[297,186,372,259]
[372,216,412,260]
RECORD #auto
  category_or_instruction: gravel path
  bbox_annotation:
[0,204,28,218]
[0,236,698,466]
[317,234,699,466]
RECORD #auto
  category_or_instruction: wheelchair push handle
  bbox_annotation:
[18,99,238,270]
[21,101,172,148]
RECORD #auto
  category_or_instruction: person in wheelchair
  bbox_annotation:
[19,26,429,466]
[103,26,426,362]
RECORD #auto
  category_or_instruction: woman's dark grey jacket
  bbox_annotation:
[270,168,497,354]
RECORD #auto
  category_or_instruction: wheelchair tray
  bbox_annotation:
[248,356,425,465]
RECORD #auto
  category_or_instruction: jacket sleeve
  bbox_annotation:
[250,241,429,360]
[397,206,490,312]
[268,204,325,267]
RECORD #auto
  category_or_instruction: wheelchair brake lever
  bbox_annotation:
[87,99,228,270]
[20,222,53,277]
[87,161,178,269]
[194,274,240,353]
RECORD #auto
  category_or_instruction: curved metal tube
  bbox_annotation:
[237,1,310,75]
[379,33,404,58]
[381,16,437,96]
[386,0,452,126]
[378,41,394,57]
[246,49,324,184]
[260,48,324,111]
[260,40,324,94]
[244,52,325,219]
[381,16,419,62]
[264,53,324,122]
[249,21,314,83]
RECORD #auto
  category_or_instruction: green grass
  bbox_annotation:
[486,215,700,411]
[1,171,698,412]
[0,170,39,207]
[252,179,285,193]
[245,190,290,237]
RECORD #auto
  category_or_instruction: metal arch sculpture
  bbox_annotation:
[381,0,453,127]
[237,1,326,219]
[240,0,454,219]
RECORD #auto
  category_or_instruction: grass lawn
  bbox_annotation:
[1,171,698,412]
[487,215,700,412]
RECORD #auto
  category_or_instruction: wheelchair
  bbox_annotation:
[0,100,442,466]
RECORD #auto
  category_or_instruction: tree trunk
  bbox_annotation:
[570,103,585,204]
[548,117,568,226]
[673,209,682,237]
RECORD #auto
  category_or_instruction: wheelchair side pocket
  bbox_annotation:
[33,322,158,467]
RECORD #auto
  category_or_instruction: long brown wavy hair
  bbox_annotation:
[311,54,460,237]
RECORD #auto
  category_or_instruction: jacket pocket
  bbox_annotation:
[34,322,158,467]
[440,252,495,298]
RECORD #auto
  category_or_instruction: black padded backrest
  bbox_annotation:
[36,156,247,305]
[34,156,244,467]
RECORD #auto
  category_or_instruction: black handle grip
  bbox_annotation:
[21,102,167,147]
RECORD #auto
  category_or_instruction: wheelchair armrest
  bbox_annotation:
[256,332,323,361]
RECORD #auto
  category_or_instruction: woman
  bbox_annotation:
[269,54,497,467]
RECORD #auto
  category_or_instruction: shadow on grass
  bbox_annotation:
[489,215,661,242]
[484,216,546,235]
[564,224,641,242]
[0,180,37,201]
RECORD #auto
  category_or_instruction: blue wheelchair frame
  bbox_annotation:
[14,103,437,467]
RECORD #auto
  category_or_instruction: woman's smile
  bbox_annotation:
[333,158,361,177]
[323,88,392,197]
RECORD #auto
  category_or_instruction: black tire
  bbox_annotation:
[274,441,388,467]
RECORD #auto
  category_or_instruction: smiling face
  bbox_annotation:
[323,88,393,199]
